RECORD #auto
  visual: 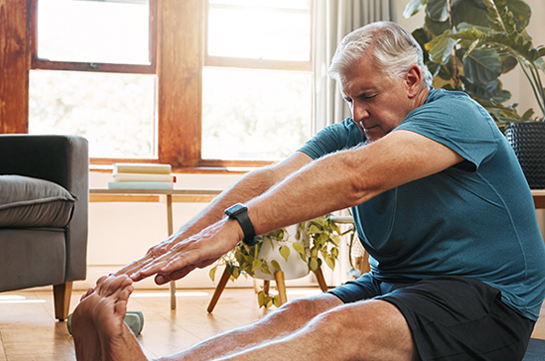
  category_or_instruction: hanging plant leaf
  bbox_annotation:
[270,259,282,272]
[209,265,218,282]
[292,241,306,261]
[309,257,319,272]
[325,255,336,270]
[251,259,262,272]
[279,245,290,261]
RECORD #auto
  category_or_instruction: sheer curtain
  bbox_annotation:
[312,0,397,133]
[311,0,397,286]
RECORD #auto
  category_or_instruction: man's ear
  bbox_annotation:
[406,65,422,98]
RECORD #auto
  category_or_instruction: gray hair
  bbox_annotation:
[328,21,433,87]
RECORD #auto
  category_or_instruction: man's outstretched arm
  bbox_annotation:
[130,130,464,284]
[115,152,312,280]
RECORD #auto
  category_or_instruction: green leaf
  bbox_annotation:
[270,259,282,272]
[258,291,266,308]
[331,247,339,258]
[508,0,531,32]
[209,265,217,282]
[403,0,428,18]
[325,255,336,270]
[292,241,307,261]
[251,259,262,272]
[483,0,511,32]
[463,48,504,85]
[309,257,319,272]
[521,108,535,121]
[426,0,449,22]
[273,295,281,308]
[427,33,458,64]
[279,245,290,262]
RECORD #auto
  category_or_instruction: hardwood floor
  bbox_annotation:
[0,286,544,360]
[0,287,321,361]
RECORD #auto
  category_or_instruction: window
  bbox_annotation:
[16,0,313,170]
[29,0,158,160]
[202,0,312,162]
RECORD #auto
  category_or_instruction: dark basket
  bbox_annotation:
[505,122,545,189]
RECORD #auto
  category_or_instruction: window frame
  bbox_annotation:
[200,0,313,167]
[12,0,313,172]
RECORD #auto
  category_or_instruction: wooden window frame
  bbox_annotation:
[0,0,312,173]
[200,0,313,169]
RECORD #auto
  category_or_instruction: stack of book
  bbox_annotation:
[108,163,176,190]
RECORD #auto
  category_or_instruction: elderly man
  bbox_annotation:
[72,21,545,361]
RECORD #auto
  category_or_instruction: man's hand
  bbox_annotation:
[122,218,243,285]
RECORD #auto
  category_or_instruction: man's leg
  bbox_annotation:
[198,299,418,361]
[156,294,343,361]
[77,274,345,361]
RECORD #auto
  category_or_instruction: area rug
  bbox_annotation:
[522,338,545,361]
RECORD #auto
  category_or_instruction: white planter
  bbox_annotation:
[253,225,310,281]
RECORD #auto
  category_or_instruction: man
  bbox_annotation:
[72,21,545,361]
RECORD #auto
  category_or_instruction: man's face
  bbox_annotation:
[340,55,415,142]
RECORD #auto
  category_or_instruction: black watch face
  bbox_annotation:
[227,203,246,216]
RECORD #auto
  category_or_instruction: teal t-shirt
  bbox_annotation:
[299,88,545,320]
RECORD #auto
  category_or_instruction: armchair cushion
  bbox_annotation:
[0,175,77,228]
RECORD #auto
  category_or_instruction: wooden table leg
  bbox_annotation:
[314,267,329,292]
[166,194,177,310]
[274,271,288,305]
[207,266,231,313]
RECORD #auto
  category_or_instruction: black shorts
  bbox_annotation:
[328,274,535,361]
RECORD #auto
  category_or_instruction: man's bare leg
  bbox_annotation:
[155,294,343,361]
[202,300,419,361]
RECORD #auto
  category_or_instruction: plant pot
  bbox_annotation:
[253,225,310,281]
[505,122,545,189]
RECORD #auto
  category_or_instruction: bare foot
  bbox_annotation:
[72,288,103,361]
[92,276,148,361]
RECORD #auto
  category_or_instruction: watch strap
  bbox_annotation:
[225,203,258,246]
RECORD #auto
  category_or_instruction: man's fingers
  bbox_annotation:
[155,265,197,285]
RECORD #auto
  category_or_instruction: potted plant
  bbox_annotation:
[404,0,545,187]
[209,214,354,308]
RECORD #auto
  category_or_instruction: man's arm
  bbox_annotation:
[131,129,464,284]
[115,152,313,278]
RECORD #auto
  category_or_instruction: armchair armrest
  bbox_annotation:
[0,134,89,281]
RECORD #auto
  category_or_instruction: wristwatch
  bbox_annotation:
[224,203,258,246]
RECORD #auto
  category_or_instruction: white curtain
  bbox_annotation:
[312,0,398,134]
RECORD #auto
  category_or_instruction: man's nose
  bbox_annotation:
[352,103,369,120]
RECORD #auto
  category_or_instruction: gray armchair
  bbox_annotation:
[0,134,88,321]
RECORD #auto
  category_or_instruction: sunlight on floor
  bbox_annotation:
[0,295,46,304]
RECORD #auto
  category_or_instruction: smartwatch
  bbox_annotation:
[224,203,258,246]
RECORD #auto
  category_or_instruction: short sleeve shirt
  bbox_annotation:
[298,88,545,320]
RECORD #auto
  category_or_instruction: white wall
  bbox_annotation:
[83,172,343,292]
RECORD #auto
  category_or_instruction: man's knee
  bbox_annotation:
[266,294,342,327]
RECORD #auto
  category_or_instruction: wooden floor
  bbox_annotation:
[0,287,323,361]
[0,286,544,361]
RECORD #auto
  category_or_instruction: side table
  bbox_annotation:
[89,188,222,310]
